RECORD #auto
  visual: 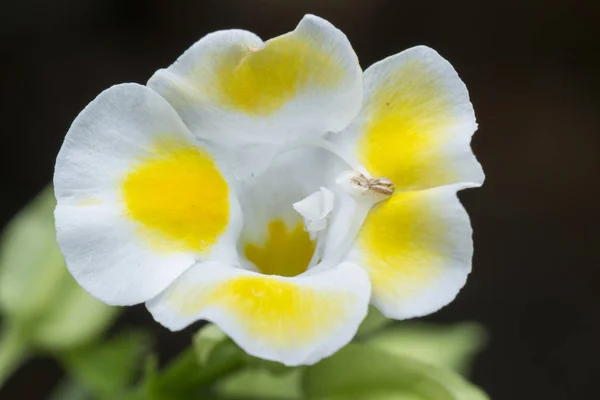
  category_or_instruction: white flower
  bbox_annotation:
[54,15,483,366]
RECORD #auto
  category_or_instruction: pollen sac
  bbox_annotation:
[369,177,395,196]
[336,170,395,202]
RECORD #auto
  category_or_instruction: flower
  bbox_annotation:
[54,15,483,366]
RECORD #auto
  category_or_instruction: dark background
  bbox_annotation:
[2,0,599,398]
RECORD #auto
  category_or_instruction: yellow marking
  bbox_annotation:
[78,196,102,206]
[359,60,459,191]
[122,138,229,253]
[358,191,445,301]
[174,275,352,346]
[244,220,315,277]
[212,35,343,115]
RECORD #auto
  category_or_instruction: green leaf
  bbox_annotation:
[193,323,228,365]
[0,323,29,388]
[302,343,488,400]
[356,306,392,338]
[0,185,119,352]
[215,368,303,399]
[0,187,66,320]
[148,347,202,399]
[194,323,290,375]
[31,283,119,351]
[193,324,301,397]
[48,380,92,400]
[245,356,291,376]
[61,331,150,400]
[148,341,246,400]
[365,322,487,375]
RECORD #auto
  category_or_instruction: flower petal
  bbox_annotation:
[336,46,483,191]
[54,83,241,306]
[293,187,335,222]
[146,261,371,366]
[344,184,473,319]
[148,14,362,145]
[293,187,335,237]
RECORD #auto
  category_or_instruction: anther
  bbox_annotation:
[336,171,395,201]
[369,177,395,196]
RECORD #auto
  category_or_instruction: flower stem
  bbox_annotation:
[0,323,29,388]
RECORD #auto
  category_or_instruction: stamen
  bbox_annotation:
[325,172,396,265]
[325,198,372,265]
[369,177,395,196]
[336,170,395,201]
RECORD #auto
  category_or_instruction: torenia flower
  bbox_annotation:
[54,15,483,366]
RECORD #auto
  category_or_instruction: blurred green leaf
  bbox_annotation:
[0,187,65,319]
[49,380,92,400]
[61,331,150,400]
[193,324,300,398]
[0,185,118,354]
[31,283,119,351]
[303,343,488,400]
[356,306,392,338]
[215,368,303,399]
[0,323,29,386]
[148,347,203,399]
[141,353,160,389]
[194,323,290,375]
[245,356,291,376]
[148,340,245,400]
[0,186,119,388]
[194,323,228,365]
[365,322,487,375]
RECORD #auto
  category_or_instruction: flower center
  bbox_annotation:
[235,140,395,278]
[243,219,315,277]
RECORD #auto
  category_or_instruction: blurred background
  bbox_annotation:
[1,0,599,398]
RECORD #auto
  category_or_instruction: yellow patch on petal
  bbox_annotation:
[359,60,459,190]
[122,138,229,253]
[78,196,102,206]
[174,275,351,347]
[244,220,315,277]
[213,35,343,115]
[358,191,446,301]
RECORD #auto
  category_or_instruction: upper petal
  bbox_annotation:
[54,83,242,306]
[148,15,363,145]
[344,184,474,319]
[336,45,483,191]
[146,261,371,366]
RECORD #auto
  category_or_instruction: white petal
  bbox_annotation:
[293,187,335,236]
[54,83,241,306]
[146,261,371,366]
[148,15,363,145]
[345,184,474,319]
[334,45,483,191]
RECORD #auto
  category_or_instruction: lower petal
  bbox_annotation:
[146,262,371,366]
[346,184,474,319]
